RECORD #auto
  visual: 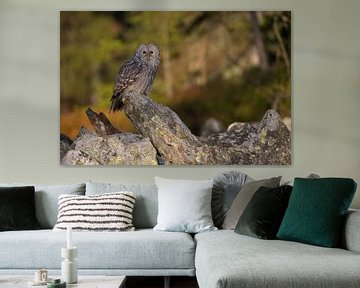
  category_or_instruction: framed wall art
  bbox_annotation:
[60,11,291,166]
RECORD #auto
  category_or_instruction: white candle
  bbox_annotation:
[67,225,72,249]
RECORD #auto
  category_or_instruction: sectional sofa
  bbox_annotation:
[0,181,359,288]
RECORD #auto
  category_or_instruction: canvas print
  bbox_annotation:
[60,11,291,165]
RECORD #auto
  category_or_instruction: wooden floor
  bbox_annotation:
[126,276,199,288]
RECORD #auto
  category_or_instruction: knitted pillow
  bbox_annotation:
[277,178,357,247]
[53,192,135,231]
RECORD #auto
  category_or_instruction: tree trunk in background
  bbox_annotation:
[162,48,174,99]
[90,63,99,105]
[162,17,174,100]
[273,19,290,74]
[201,36,209,85]
[249,12,269,71]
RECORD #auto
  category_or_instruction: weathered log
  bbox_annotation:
[123,93,205,164]
[61,94,291,165]
[122,93,291,165]
[86,107,120,137]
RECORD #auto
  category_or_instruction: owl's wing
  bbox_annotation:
[110,59,143,112]
[113,59,143,95]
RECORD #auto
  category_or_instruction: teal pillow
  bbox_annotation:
[277,178,357,247]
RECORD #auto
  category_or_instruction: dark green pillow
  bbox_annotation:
[235,185,292,239]
[0,186,41,231]
[277,178,357,247]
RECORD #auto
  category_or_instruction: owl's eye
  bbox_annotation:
[150,51,154,54]
[142,50,146,54]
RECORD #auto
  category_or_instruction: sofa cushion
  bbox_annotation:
[222,177,281,229]
[86,182,157,229]
[0,229,195,271]
[53,192,136,232]
[195,230,360,288]
[0,183,85,229]
[154,177,216,233]
[277,178,357,247]
[234,185,292,239]
[212,171,251,228]
[0,186,40,231]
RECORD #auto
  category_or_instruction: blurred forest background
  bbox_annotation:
[60,11,291,139]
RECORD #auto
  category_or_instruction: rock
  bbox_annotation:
[60,142,72,164]
[62,150,100,165]
[62,132,158,165]
[60,133,73,146]
[256,109,291,165]
[60,133,74,164]
[200,118,225,136]
[60,94,291,165]
[282,116,291,131]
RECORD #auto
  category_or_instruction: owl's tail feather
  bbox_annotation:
[110,93,124,112]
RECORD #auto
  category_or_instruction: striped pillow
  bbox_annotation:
[53,192,135,231]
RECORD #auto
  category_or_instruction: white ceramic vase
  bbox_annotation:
[61,247,78,284]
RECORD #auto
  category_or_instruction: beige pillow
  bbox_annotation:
[222,177,281,230]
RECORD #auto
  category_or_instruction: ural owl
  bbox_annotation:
[110,43,160,112]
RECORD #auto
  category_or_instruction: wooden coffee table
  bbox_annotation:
[0,275,126,288]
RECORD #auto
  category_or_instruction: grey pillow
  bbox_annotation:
[222,177,281,230]
[0,183,85,228]
[86,181,158,229]
[153,177,217,233]
[283,173,320,186]
[212,171,252,228]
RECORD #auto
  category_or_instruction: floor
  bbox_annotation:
[0,276,198,288]
[126,276,199,288]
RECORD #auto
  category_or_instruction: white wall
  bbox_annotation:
[0,0,359,208]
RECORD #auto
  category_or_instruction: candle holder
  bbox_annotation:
[61,247,78,284]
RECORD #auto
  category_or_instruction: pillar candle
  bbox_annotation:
[67,225,72,249]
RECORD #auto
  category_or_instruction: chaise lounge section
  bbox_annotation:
[195,213,360,288]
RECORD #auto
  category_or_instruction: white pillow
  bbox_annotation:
[153,177,217,233]
[53,192,135,232]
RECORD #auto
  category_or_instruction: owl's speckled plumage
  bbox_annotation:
[110,43,160,112]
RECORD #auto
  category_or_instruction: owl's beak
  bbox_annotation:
[146,54,151,61]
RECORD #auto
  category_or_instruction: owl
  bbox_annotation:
[110,43,160,112]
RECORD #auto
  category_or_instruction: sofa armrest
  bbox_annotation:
[342,209,360,253]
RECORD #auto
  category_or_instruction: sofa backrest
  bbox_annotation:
[341,209,360,253]
[86,181,158,229]
[0,182,86,228]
